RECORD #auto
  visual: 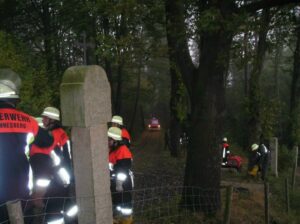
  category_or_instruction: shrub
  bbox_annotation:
[277,145,295,172]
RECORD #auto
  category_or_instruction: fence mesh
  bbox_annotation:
[0,172,261,224]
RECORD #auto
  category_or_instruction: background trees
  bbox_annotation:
[0,0,299,216]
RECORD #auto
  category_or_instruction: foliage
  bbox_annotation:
[260,98,282,140]
[0,31,51,115]
[277,145,295,172]
[175,73,189,124]
[290,188,300,221]
[289,106,300,145]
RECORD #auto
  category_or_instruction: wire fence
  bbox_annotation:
[0,191,227,224]
[0,172,272,224]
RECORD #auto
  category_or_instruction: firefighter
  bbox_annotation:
[108,127,133,224]
[110,115,131,148]
[221,137,230,166]
[41,106,77,224]
[28,107,77,224]
[0,69,53,223]
[258,142,270,181]
[248,143,261,178]
[27,117,53,216]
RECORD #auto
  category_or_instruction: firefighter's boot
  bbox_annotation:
[248,165,259,177]
[119,216,133,224]
[113,218,119,224]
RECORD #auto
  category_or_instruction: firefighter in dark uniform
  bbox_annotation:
[110,115,131,148]
[108,127,133,224]
[221,137,230,166]
[0,69,53,223]
[28,117,54,216]
[258,143,270,181]
[29,107,77,224]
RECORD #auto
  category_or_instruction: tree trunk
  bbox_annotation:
[288,22,300,146]
[182,30,232,213]
[114,62,124,114]
[86,14,97,65]
[243,31,249,96]
[129,59,142,133]
[114,11,128,114]
[247,8,270,146]
[102,16,115,111]
[165,0,194,157]
[41,1,54,78]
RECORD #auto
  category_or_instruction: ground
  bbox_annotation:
[130,129,299,223]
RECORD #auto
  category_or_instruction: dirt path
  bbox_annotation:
[131,129,185,189]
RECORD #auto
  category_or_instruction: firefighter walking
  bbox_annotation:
[108,127,133,224]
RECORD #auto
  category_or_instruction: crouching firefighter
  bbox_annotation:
[108,127,134,224]
[248,143,261,178]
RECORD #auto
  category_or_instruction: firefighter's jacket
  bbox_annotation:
[0,103,53,204]
[109,144,133,189]
[221,143,230,165]
[30,127,69,156]
[28,126,76,223]
[122,128,131,148]
[248,150,261,170]
[30,126,72,187]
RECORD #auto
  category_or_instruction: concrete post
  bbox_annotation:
[269,137,278,177]
[60,65,112,224]
[6,200,24,224]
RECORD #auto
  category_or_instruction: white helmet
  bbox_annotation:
[222,137,227,142]
[0,69,21,99]
[251,144,259,151]
[111,115,123,125]
[42,107,60,121]
[108,127,122,141]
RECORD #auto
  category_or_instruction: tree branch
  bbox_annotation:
[239,0,299,14]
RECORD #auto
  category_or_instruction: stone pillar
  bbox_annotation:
[60,65,112,224]
[269,137,278,177]
[7,201,24,224]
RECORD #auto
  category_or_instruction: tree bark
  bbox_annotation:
[247,8,270,146]
[288,22,300,146]
[182,30,232,213]
[129,58,142,133]
[243,31,249,96]
[114,11,128,114]
[165,0,194,157]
